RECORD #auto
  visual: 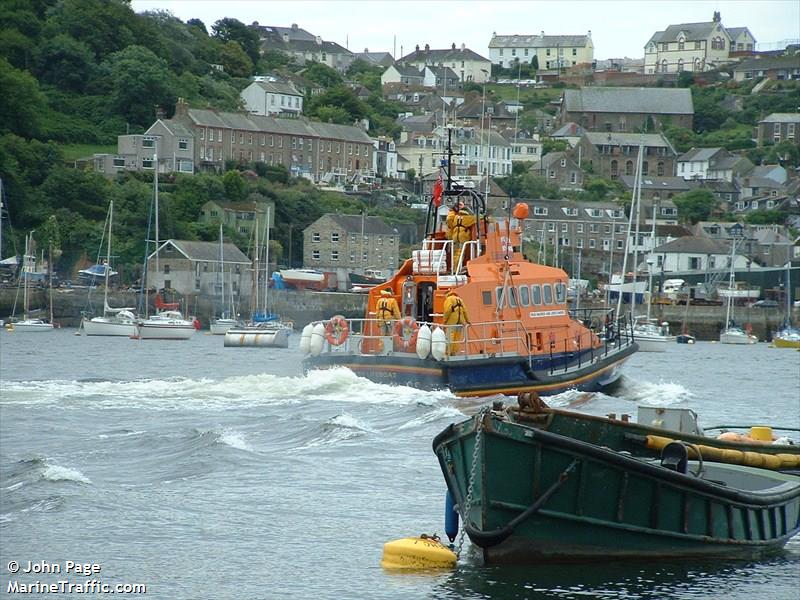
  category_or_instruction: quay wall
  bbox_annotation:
[1,288,794,341]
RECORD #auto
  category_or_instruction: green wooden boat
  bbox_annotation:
[433,407,800,563]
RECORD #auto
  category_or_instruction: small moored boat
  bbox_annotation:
[434,402,800,563]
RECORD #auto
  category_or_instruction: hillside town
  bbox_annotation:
[70,12,798,298]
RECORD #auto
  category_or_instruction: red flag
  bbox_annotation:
[432,173,443,207]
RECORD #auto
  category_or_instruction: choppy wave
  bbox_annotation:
[618,376,694,406]
[3,457,91,489]
[0,368,448,411]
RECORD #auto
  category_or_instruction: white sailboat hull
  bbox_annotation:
[210,318,238,335]
[224,325,291,348]
[9,319,54,332]
[135,312,196,340]
[82,316,137,337]
[720,329,758,345]
[633,333,676,352]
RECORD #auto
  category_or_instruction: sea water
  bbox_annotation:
[1,330,798,599]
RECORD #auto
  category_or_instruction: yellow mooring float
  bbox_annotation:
[380,534,457,570]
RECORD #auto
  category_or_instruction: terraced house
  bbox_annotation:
[96,99,374,182]
[488,31,594,71]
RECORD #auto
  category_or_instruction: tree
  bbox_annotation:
[220,40,253,78]
[304,62,343,88]
[0,58,47,138]
[35,34,96,92]
[43,0,137,60]
[211,18,260,66]
[531,55,539,79]
[672,189,719,224]
[222,170,247,201]
[103,45,176,128]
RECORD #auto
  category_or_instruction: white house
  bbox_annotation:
[398,43,491,83]
[452,127,513,177]
[241,79,304,116]
[422,66,459,89]
[648,236,750,274]
[372,137,399,179]
[380,64,424,87]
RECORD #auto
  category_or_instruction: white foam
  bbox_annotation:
[218,429,251,451]
[329,413,377,433]
[41,462,91,485]
[398,406,464,430]
[624,379,693,406]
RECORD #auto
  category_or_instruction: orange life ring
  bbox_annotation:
[325,315,349,346]
[393,317,419,351]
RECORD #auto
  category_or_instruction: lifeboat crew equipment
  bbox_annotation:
[325,315,350,346]
[393,317,420,352]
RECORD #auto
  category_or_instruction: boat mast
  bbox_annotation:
[615,140,643,320]
[22,232,29,320]
[263,205,270,316]
[153,148,159,282]
[725,239,735,327]
[103,201,113,315]
[217,222,224,318]
[646,199,657,322]
[252,214,259,319]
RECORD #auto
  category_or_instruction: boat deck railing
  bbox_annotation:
[316,310,635,373]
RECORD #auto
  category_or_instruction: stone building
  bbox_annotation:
[303,214,400,290]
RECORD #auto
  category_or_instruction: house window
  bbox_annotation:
[589,239,596,249]
[312,250,320,261]
[349,252,355,262]
[547,222,555,232]
[142,157,154,169]
[678,41,684,51]
[239,132,244,144]
[657,162,665,176]
[560,158,566,167]
[163,264,170,274]
[577,223,584,233]
[178,139,188,150]
[570,171,577,184]
[561,223,568,233]
[113,156,125,168]
[312,232,321,242]
[589,224,597,233]
[689,257,701,270]
[561,238,570,247]
[142,137,155,148]
[549,169,555,178]
[331,232,340,242]
[331,250,339,261]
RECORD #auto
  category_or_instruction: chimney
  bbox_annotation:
[174,97,189,118]
[415,44,419,52]
[587,30,592,38]
[155,105,165,120]
[315,35,322,45]
[451,42,456,50]
[364,47,369,53]
[425,43,430,51]
[540,30,545,37]
[461,43,466,50]
[291,23,298,30]
[713,11,721,22]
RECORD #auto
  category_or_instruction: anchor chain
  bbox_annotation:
[454,407,488,558]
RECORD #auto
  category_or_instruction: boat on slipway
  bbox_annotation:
[433,400,800,564]
[301,137,637,398]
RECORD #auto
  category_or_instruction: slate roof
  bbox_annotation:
[653,235,731,255]
[584,132,676,152]
[425,65,459,79]
[734,56,799,72]
[551,122,585,137]
[390,64,424,78]
[399,46,490,63]
[619,175,693,192]
[759,113,800,124]
[250,80,303,96]
[354,51,394,66]
[563,87,694,115]
[489,34,591,48]
[326,214,398,235]
[164,240,251,264]
[678,147,725,162]
[177,109,372,143]
[256,24,317,43]
[648,21,726,45]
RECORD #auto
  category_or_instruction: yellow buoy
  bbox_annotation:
[380,535,457,570]
[750,426,773,442]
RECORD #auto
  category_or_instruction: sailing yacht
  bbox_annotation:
[224,208,291,348]
[719,238,757,345]
[628,149,673,351]
[7,233,55,332]
[210,224,238,335]
[82,201,137,336]
[134,155,196,340]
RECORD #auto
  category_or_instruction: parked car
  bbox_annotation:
[749,300,779,308]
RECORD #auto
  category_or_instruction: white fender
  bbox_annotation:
[299,323,313,354]
[309,322,326,356]
[416,324,432,359]
[430,326,447,361]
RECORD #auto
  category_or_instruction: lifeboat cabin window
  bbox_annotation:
[543,284,553,304]
[531,284,542,305]
[495,287,506,307]
[482,290,492,305]
[508,287,519,308]
[519,285,530,306]
[555,282,567,303]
